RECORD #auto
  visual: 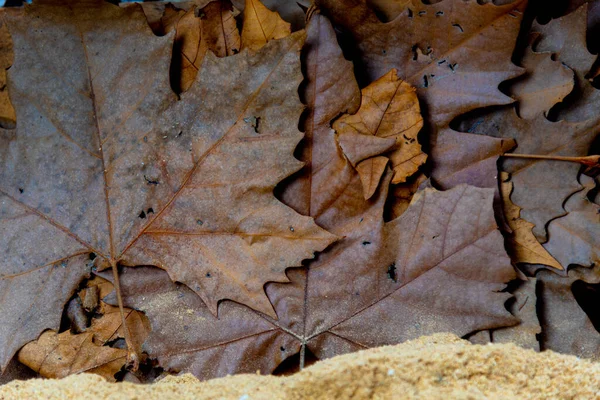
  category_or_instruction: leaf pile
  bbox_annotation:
[0,0,598,383]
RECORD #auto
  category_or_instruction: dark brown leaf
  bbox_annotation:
[314,0,525,127]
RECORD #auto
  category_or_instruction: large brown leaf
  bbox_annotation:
[109,182,516,378]
[0,0,335,371]
[314,0,525,127]
[106,13,517,379]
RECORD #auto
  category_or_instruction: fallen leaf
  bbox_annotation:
[314,0,525,127]
[510,48,574,119]
[0,0,334,371]
[101,266,299,379]
[500,174,563,270]
[491,278,541,351]
[536,266,600,360]
[543,175,599,269]
[532,4,599,122]
[241,0,291,51]
[455,108,597,241]
[334,69,425,190]
[18,330,128,381]
[277,11,361,218]
[111,182,517,378]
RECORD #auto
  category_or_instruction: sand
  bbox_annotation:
[1,333,600,399]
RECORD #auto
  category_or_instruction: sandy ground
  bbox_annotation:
[1,333,600,399]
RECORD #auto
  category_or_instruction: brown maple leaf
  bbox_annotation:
[107,181,517,378]
[314,0,525,127]
[0,0,335,371]
[18,277,150,381]
[104,12,517,379]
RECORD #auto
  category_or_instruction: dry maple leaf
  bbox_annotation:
[314,0,526,127]
[0,0,335,371]
[334,68,425,193]
[510,47,574,119]
[542,175,599,269]
[277,11,361,218]
[536,265,600,360]
[456,108,598,241]
[107,181,517,378]
[531,4,599,122]
[241,0,291,52]
[17,330,129,381]
[97,11,517,379]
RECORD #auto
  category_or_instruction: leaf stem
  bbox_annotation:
[110,261,139,371]
[502,153,600,167]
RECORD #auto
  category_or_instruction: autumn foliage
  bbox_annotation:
[0,0,598,383]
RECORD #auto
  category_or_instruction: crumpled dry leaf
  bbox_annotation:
[158,1,241,93]
[17,275,150,381]
[101,266,299,379]
[510,47,574,119]
[241,0,291,51]
[500,173,562,270]
[543,175,599,269]
[18,330,128,381]
[314,0,526,127]
[334,69,425,193]
[0,0,335,371]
